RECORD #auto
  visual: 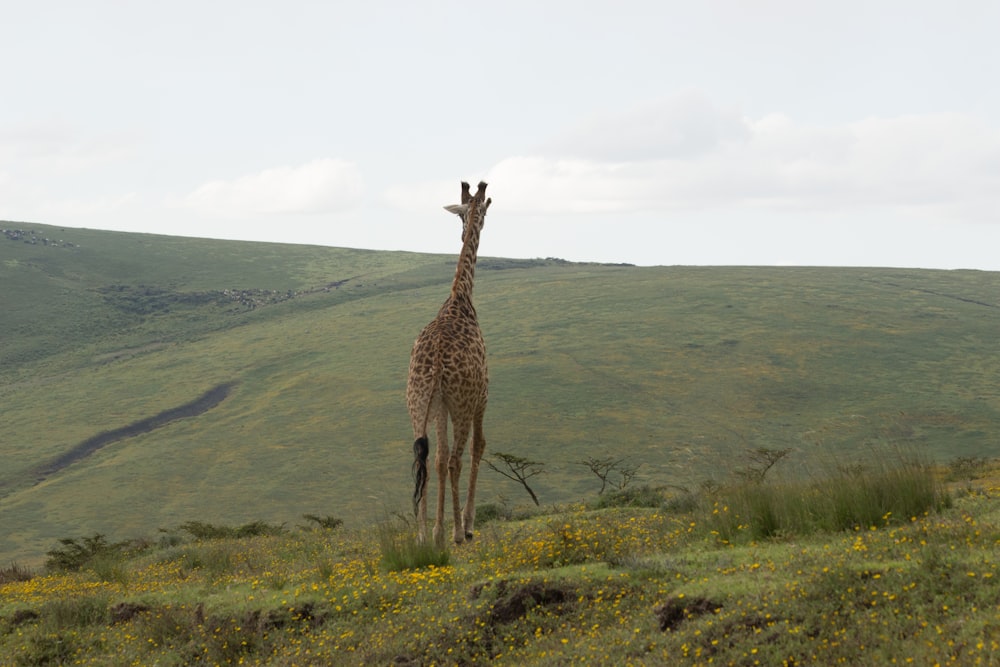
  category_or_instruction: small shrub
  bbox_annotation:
[179,520,285,540]
[44,534,145,574]
[594,484,665,509]
[947,456,990,482]
[302,514,343,530]
[157,529,184,548]
[663,490,699,513]
[180,520,227,540]
[475,502,511,524]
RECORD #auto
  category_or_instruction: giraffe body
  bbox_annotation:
[407,181,491,546]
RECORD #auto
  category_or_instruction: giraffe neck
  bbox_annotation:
[449,225,480,302]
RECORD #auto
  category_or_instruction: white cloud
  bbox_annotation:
[543,90,750,161]
[0,121,142,224]
[0,120,137,174]
[180,159,364,218]
[487,105,1000,224]
[32,193,140,220]
[382,179,461,216]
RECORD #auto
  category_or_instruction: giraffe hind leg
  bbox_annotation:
[433,413,449,549]
[412,436,429,517]
[412,436,429,543]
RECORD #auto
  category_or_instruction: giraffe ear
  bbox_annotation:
[444,204,469,217]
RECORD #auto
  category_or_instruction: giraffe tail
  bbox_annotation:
[412,436,430,517]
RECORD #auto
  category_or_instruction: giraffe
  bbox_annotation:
[407,180,492,547]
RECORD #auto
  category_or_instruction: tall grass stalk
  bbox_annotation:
[710,453,948,543]
[375,519,450,572]
[817,457,949,532]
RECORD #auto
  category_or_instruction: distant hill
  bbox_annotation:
[2,221,998,565]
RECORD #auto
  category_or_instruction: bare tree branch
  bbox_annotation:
[577,456,642,494]
[486,451,544,505]
[737,447,792,483]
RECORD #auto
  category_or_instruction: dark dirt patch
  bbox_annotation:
[450,580,578,662]
[197,601,330,635]
[110,602,151,624]
[696,613,781,659]
[252,601,328,632]
[474,579,574,627]
[391,656,421,667]
[655,596,723,631]
[9,609,40,626]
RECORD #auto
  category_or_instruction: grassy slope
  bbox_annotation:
[2,222,1000,567]
[0,468,998,666]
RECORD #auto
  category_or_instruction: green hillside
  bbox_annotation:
[2,222,999,566]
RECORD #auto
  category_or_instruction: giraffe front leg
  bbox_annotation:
[449,451,465,544]
[462,417,486,541]
[450,421,471,544]
[433,449,448,549]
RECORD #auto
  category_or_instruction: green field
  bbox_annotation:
[2,221,999,568]
[1,463,998,665]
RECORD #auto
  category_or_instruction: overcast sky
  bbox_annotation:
[3,1,999,269]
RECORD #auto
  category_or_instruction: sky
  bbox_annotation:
[2,0,1000,269]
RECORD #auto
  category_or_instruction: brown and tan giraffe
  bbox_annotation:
[407,180,492,547]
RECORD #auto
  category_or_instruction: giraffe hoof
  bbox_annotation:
[465,532,474,541]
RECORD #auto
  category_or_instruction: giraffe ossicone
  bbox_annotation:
[407,180,491,547]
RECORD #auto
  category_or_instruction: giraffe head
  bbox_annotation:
[444,181,491,241]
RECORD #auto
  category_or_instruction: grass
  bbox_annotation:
[375,516,451,572]
[708,450,950,543]
[0,459,997,665]
[2,221,1000,572]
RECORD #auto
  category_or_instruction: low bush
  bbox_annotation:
[178,520,286,540]
[948,455,991,482]
[593,484,665,509]
[302,514,344,530]
[44,534,147,574]
[475,502,512,524]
